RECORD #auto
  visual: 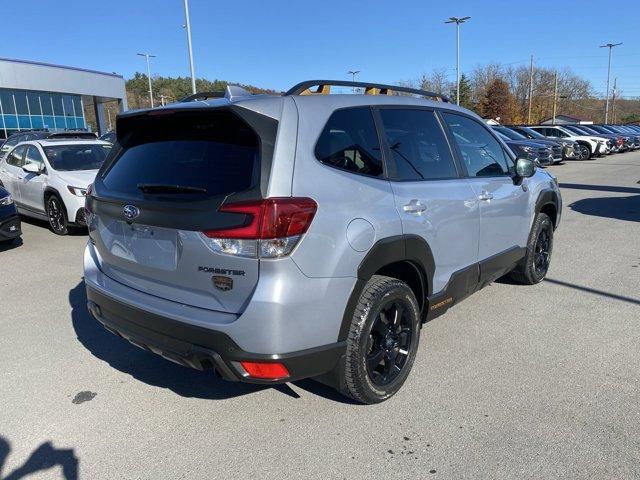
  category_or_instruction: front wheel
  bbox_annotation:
[46,195,69,235]
[578,144,591,160]
[510,213,553,285]
[339,275,420,404]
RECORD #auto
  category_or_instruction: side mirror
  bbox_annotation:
[22,163,42,175]
[515,158,535,178]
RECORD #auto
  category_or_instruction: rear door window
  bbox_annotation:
[379,108,457,181]
[102,110,260,198]
[315,107,384,178]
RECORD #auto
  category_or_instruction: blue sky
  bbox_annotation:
[5,0,640,96]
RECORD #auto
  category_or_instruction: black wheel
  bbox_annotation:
[510,213,553,285]
[578,144,591,160]
[339,275,420,404]
[46,194,69,235]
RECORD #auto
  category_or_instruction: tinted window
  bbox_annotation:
[44,144,110,171]
[6,145,26,167]
[25,146,45,170]
[315,107,383,177]
[103,111,260,197]
[379,109,457,181]
[3,136,20,148]
[442,113,511,177]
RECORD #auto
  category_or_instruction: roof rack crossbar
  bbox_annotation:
[284,80,450,102]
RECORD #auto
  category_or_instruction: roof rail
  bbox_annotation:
[179,85,253,103]
[284,80,450,102]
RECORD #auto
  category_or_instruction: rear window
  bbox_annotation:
[44,144,111,171]
[102,111,260,197]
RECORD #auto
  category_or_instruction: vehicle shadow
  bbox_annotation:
[0,237,22,252]
[69,281,352,403]
[569,194,640,223]
[19,215,87,236]
[0,436,78,480]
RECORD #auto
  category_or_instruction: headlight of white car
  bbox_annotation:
[67,186,88,197]
[0,194,13,206]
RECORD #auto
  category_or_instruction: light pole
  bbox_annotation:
[347,70,360,93]
[137,52,156,108]
[183,0,197,94]
[445,16,470,105]
[600,42,622,123]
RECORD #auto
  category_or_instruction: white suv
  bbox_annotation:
[529,125,608,160]
[0,139,111,234]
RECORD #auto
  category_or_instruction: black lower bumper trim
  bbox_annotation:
[0,214,21,240]
[86,286,345,384]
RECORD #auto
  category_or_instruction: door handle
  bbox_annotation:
[478,191,493,201]
[17,175,24,180]
[403,199,426,214]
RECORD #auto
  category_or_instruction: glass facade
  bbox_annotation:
[0,88,86,138]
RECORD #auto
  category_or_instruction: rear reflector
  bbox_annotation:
[240,361,290,380]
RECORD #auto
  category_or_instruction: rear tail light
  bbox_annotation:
[201,197,317,258]
[240,361,290,380]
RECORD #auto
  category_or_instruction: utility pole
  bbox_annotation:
[552,70,558,125]
[611,77,617,124]
[527,55,534,124]
[137,52,156,108]
[600,42,622,123]
[183,0,197,94]
[445,16,471,105]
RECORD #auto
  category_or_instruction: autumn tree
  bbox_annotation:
[478,78,518,123]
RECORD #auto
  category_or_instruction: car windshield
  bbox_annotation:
[494,127,526,140]
[43,144,111,171]
[518,127,544,139]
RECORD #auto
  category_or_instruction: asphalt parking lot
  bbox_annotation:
[1,152,639,479]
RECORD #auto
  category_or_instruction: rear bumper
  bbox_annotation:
[86,286,345,383]
[0,214,21,240]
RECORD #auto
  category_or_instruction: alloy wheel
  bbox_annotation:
[534,228,551,275]
[48,197,66,233]
[365,300,414,386]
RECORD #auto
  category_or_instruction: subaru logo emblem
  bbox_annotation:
[123,204,140,220]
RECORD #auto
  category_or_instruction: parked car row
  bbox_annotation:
[489,122,640,164]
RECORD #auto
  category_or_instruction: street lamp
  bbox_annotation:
[347,70,360,93]
[444,16,470,106]
[137,53,156,108]
[599,42,622,123]
[183,0,197,94]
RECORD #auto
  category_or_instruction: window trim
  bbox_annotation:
[313,105,390,181]
[372,105,463,183]
[438,109,516,179]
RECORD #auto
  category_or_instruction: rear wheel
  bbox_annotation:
[46,194,69,235]
[339,275,420,404]
[510,213,553,285]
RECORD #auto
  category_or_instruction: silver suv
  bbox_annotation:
[83,80,562,404]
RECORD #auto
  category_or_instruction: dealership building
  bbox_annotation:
[0,58,127,138]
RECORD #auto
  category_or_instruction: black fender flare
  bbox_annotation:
[535,189,559,227]
[337,235,435,341]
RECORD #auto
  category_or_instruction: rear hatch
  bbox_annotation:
[87,106,278,313]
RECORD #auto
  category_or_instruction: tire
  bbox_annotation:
[578,144,591,160]
[510,213,553,285]
[339,275,421,404]
[46,194,69,235]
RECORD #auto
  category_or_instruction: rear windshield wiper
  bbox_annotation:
[137,183,207,194]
